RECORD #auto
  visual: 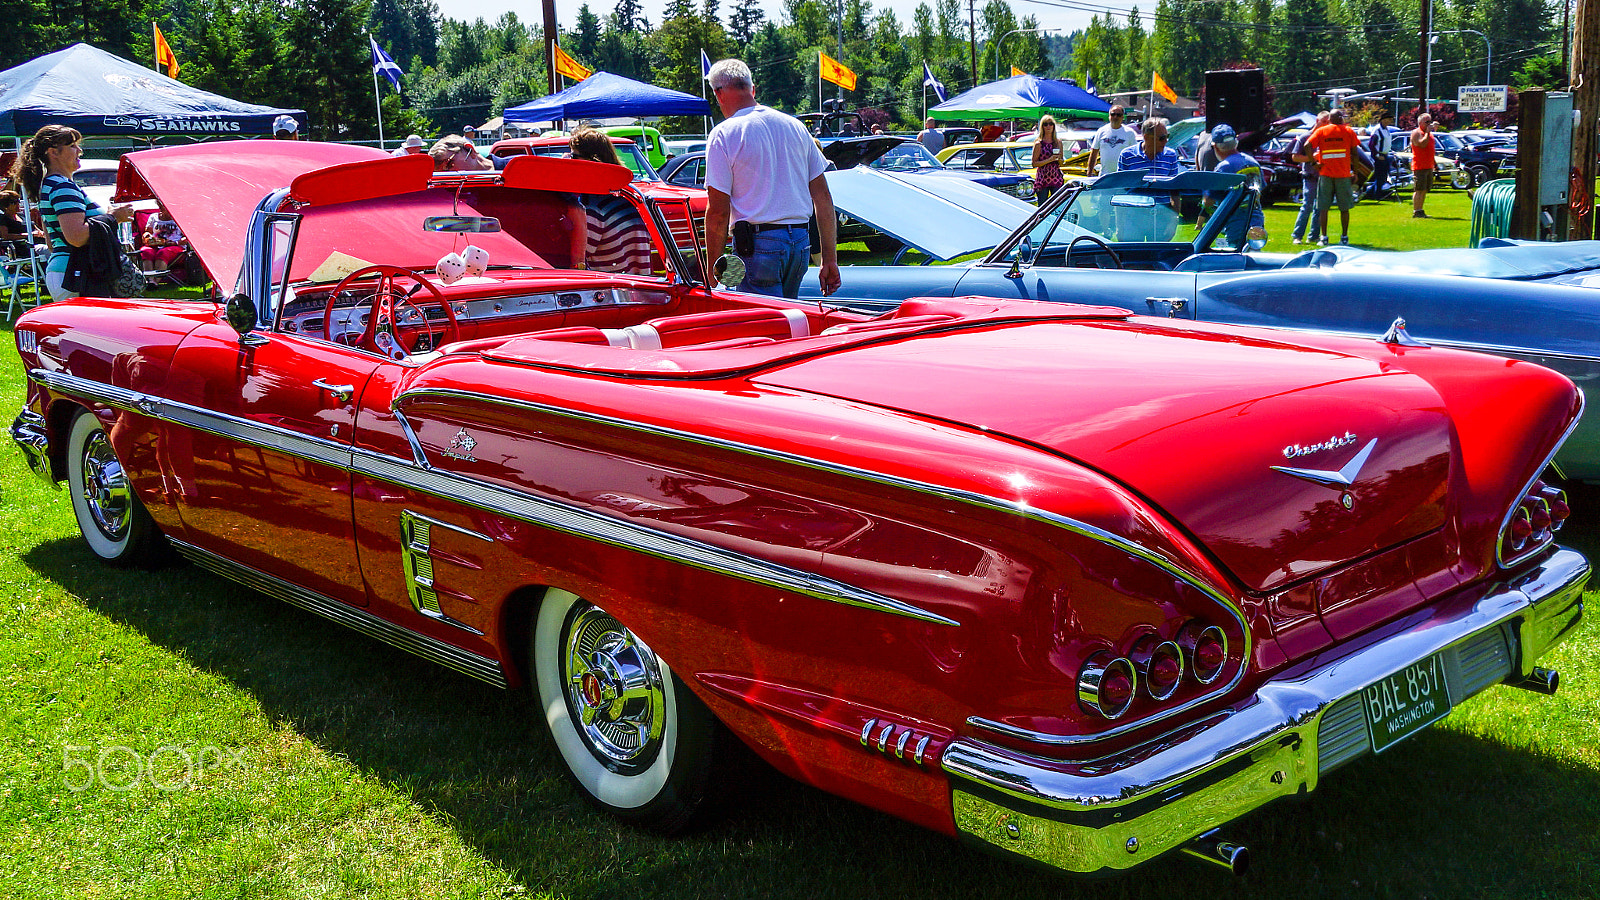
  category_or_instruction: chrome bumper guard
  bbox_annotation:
[10,409,55,487]
[942,548,1588,874]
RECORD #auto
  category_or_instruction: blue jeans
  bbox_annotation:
[738,224,810,299]
[1293,175,1321,241]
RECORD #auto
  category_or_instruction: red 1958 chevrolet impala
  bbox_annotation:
[9,142,1587,875]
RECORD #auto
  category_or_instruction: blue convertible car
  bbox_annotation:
[801,170,1600,480]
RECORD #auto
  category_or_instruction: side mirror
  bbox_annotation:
[224,293,258,334]
[712,253,746,287]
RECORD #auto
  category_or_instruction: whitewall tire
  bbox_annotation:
[65,410,165,567]
[533,588,718,832]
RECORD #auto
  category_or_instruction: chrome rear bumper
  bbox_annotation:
[942,548,1588,874]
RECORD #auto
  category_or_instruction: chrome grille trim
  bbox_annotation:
[1315,695,1368,774]
[170,539,508,688]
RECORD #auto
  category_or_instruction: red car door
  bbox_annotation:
[162,321,386,607]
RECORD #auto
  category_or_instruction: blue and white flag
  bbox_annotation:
[1085,71,1098,96]
[370,35,404,88]
[921,62,946,103]
[701,49,712,81]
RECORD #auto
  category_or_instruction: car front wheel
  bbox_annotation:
[66,410,166,567]
[532,588,719,833]
[1450,167,1473,190]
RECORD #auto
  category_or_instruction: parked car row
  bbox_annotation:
[9,140,1588,881]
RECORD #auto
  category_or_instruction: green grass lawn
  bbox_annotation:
[1260,183,1476,252]
[3,237,1598,897]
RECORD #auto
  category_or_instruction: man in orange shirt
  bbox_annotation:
[1304,109,1369,245]
[1411,113,1436,218]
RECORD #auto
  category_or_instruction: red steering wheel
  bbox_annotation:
[322,265,459,356]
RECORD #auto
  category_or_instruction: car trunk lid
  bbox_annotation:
[756,316,1452,594]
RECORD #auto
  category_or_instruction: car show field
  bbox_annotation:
[4,141,1598,896]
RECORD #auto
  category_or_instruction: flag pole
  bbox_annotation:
[371,35,385,149]
[152,22,157,72]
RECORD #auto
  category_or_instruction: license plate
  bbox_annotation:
[1362,653,1452,754]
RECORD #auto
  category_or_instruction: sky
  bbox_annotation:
[442,0,1133,43]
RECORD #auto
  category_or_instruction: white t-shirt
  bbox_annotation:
[705,104,828,226]
[1091,123,1139,174]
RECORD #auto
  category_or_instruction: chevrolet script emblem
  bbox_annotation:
[1272,438,1377,489]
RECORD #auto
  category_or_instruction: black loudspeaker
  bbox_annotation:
[1206,69,1266,135]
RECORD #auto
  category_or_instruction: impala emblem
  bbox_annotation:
[442,428,478,461]
[1272,438,1377,489]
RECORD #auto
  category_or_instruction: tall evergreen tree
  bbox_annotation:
[728,0,764,48]
[573,4,602,60]
[284,0,373,140]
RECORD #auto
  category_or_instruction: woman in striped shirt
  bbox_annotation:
[10,125,132,299]
[567,128,652,276]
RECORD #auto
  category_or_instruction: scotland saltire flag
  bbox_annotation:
[1085,71,1098,96]
[701,49,712,81]
[921,62,946,102]
[370,35,404,87]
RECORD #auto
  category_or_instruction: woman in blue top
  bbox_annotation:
[10,124,132,299]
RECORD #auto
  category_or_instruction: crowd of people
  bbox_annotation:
[3,70,1464,308]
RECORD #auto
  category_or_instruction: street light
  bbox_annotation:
[1430,29,1492,85]
[995,27,1055,79]
[1395,61,1420,119]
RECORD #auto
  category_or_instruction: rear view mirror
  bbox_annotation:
[424,216,501,233]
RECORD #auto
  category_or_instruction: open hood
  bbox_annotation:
[757,314,1452,593]
[118,142,389,290]
[824,167,1035,261]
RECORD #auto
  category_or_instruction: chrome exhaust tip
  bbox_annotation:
[1180,829,1250,876]
[1508,667,1560,695]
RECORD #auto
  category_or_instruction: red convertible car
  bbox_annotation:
[9,142,1587,876]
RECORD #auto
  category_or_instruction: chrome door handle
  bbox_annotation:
[1145,297,1187,318]
[313,379,354,401]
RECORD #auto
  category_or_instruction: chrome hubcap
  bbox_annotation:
[562,605,666,771]
[80,430,130,540]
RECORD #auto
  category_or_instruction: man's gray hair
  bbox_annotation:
[1140,116,1169,135]
[708,59,753,91]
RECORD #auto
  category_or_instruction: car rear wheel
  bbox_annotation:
[66,410,166,567]
[1450,167,1473,190]
[532,588,718,833]
[1469,165,1495,188]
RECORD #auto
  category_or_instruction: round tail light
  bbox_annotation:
[1078,654,1137,719]
[1133,639,1184,700]
[1180,624,1228,685]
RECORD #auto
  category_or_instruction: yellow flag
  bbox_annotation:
[1011,65,1026,77]
[153,23,179,78]
[553,44,592,81]
[819,52,857,91]
[1152,70,1177,103]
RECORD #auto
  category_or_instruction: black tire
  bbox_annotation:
[863,233,901,253]
[65,410,167,567]
[532,588,719,833]
[1469,166,1494,188]
[1450,167,1472,190]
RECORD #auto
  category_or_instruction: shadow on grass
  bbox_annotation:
[23,534,1600,900]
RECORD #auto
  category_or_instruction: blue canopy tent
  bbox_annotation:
[928,74,1111,122]
[0,43,305,137]
[502,72,711,124]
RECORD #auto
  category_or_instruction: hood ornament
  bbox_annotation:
[1272,438,1378,489]
[1381,317,1429,347]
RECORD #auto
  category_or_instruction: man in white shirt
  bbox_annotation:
[917,118,944,153]
[703,59,840,298]
[1088,106,1139,175]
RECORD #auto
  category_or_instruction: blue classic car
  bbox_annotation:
[801,169,1600,481]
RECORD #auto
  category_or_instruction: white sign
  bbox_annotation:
[1459,85,1509,113]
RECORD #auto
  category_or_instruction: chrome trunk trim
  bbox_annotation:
[170,539,508,688]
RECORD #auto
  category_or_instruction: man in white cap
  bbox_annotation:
[391,135,426,157]
[273,115,299,140]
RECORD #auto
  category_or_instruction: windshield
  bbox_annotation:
[1000,172,1247,260]
[871,143,943,171]
[524,142,659,180]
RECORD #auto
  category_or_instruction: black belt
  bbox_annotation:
[753,222,806,232]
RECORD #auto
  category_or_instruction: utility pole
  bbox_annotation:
[968,0,978,89]
[542,0,558,94]
[837,0,845,104]
[1573,0,1600,238]
[1416,0,1432,118]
